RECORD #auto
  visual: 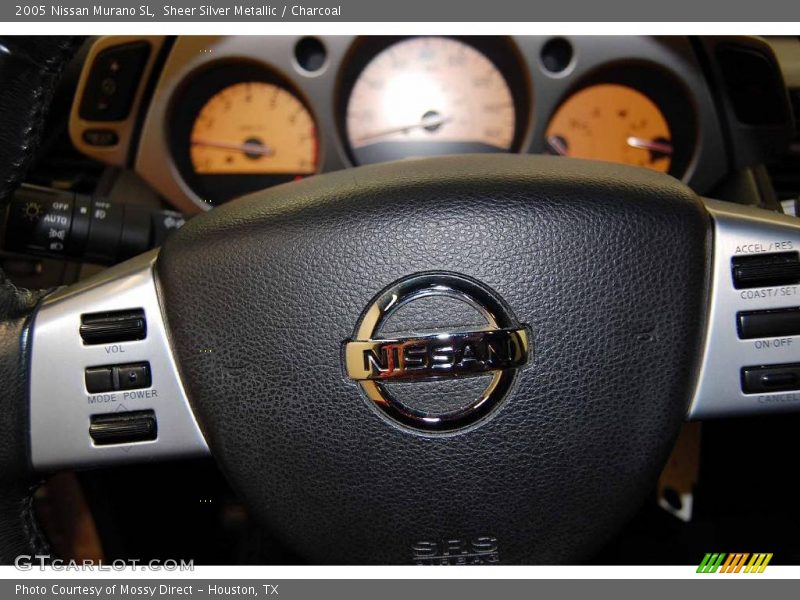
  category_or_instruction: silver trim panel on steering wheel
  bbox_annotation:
[690,199,800,418]
[29,250,209,470]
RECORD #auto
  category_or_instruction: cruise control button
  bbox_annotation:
[741,363,800,394]
[732,252,800,289]
[737,307,800,339]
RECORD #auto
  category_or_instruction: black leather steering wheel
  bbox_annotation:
[3,39,800,565]
[0,35,86,563]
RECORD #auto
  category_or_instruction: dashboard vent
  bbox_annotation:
[716,44,791,127]
[768,88,800,200]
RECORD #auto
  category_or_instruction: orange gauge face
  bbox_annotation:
[345,37,518,165]
[190,81,317,176]
[545,83,673,173]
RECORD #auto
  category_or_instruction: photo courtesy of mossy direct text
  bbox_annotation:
[16,584,276,596]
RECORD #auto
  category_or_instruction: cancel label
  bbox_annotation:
[759,393,800,404]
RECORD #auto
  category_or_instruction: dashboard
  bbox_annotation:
[70,36,735,213]
[7,34,800,566]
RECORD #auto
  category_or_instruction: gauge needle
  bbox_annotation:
[546,135,568,156]
[355,114,453,144]
[626,136,673,156]
[191,138,275,157]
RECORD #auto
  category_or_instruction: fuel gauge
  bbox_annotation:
[545,83,673,173]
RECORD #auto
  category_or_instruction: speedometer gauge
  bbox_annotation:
[344,37,525,165]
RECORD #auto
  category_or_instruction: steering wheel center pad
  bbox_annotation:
[156,155,710,563]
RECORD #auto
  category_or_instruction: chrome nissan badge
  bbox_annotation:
[344,273,531,432]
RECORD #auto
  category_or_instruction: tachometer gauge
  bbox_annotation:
[343,37,527,165]
[170,65,319,207]
[545,83,673,173]
[190,82,316,176]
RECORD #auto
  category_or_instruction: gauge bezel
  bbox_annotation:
[169,59,320,207]
[335,36,533,167]
[544,61,697,179]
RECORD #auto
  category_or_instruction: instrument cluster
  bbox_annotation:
[71,36,729,212]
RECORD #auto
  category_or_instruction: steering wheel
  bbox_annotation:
[3,38,799,565]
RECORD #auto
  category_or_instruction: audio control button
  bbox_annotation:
[80,309,146,345]
[117,363,151,390]
[90,410,157,445]
[85,362,151,394]
[85,366,114,393]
